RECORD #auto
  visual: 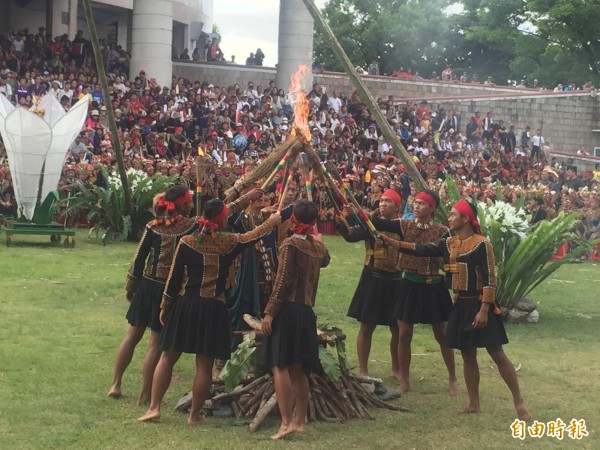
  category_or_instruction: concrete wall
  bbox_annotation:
[432,93,600,159]
[173,61,600,155]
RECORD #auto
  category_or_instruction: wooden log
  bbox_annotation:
[313,393,337,422]
[229,373,270,397]
[231,400,242,419]
[311,374,348,420]
[245,396,262,418]
[258,384,275,410]
[240,378,272,415]
[308,393,316,422]
[248,392,278,432]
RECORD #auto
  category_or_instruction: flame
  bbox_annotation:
[198,146,205,157]
[288,65,311,142]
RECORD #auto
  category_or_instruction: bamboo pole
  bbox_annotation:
[194,157,203,215]
[224,134,304,201]
[300,0,447,223]
[82,0,133,219]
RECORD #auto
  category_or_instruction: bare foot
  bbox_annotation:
[391,371,402,381]
[108,385,122,398]
[516,403,530,421]
[457,405,480,414]
[138,410,160,422]
[448,379,460,396]
[271,424,296,440]
[187,414,206,425]
[294,424,307,433]
[396,380,410,395]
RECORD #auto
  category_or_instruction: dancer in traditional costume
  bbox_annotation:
[370,190,458,395]
[261,200,330,440]
[337,188,402,378]
[109,186,195,403]
[139,198,281,424]
[226,192,293,343]
[380,199,530,420]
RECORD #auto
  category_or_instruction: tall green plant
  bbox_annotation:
[482,208,591,309]
[57,165,177,241]
[497,213,592,308]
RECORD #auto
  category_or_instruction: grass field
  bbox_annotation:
[0,232,598,449]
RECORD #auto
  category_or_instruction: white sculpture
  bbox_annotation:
[0,95,88,220]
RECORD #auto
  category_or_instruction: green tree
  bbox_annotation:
[455,0,600,87]
[313,0,454,77]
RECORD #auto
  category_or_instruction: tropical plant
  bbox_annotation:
[219,334,258,393]
[479,204,591,309]
[56,165,178,242]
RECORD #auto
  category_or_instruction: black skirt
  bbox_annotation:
[261,302,319,374]
[394,278,453,325]
[444,299,509,350]
[126,277,165,333]
[159,295,231,360]
[347,268,400,326]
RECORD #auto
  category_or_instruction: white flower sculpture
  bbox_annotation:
[0,95,89,220]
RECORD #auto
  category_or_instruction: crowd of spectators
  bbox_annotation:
[1,27,599,256]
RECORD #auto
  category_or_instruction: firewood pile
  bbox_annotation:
[174,316,408,431]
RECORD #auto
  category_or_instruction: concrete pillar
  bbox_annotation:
[130,0,173,89]
[277,0,313,92]
[68,0,78,40]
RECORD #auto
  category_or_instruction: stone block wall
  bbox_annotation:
[432,94,600,156]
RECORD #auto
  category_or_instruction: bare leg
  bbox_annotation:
[487,346,530,421]
[357,322,376,378]
[432,322,459,395]
[109,325,146,398]
[188,354,214,425]
[396,320,413,394]
[289,364,309,432]
[138,351,182,422]
[389,323,400,379]
[271,366,296,440]
[458,347,480,414]
[138,331,161,405]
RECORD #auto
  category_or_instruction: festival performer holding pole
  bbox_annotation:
[337,188,403,379]
[226,191,294,342]
[369,190,458,395]
[109,185,195,404]
[138,198,282,424]
[261,199,331,440]
[380,199,530,420]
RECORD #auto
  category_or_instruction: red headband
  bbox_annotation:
[415,191,436,209]
[173,190,192,205]
[291,212,315,235]
[381,189,401,206]
[453,199,481,234]
[197,204,229,232]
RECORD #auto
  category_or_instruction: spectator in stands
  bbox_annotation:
[368,60,379,76]
[254,48,265,66]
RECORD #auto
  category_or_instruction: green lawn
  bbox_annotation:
[0,233,598,449]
